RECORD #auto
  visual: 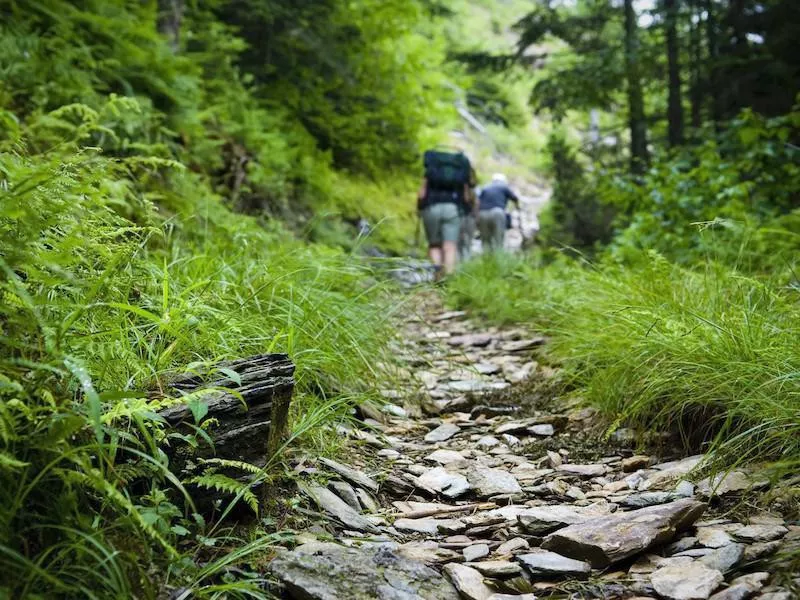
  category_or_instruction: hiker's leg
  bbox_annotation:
[493,208,507,251]
[459,214,475,260]
[477,211,492,253]
[428,245,443,265]
[439,204,461,275]
[442,241,458,274]
[485,208,503,251]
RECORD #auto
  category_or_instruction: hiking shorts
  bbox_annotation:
[421,202,461,247]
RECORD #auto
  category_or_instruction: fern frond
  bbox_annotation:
[187,473,259,515]
[196,458,265,476]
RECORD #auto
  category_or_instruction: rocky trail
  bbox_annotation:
[266,292,798,600]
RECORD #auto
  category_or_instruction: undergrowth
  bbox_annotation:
[446,249,800,475]
[0,100,397,598]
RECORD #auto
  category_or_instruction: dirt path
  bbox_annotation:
[268,292,796,600]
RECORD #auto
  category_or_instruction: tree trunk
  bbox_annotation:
[665,0,684,146]
[624,0,650,173]
[704,0,723,124]
[157,0,184,52]
[688,0,703,129]
[157,353,295,472]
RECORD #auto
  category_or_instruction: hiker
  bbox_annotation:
[417,150,474,278]
[477,173,519,253]
[458,167,479,261]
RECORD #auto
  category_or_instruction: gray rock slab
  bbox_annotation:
[542,498,707,567]
[732,524,788,543]
[528,424,555,437]
[467,467,522,498]
[399,541,461,565]
[424,423,461,443]
[517,505,594,535]
[650,563,724,600]
[356,488,380,513]
[443,563,495,600]
[622,492,676,508]
[697,471,763,497]
[463,544,491,562]
[518,549,591,577]
[699,543,744,574]
[496,537,530,555]
[270,541,460,600]
[447,333,494,348]
[417,467,471,498]
[465,561,521,578]
[425,449,468,465]
[708,584,758,600]
[394,518,443,535]
[557,463,608,478]
[697,527,734,549]
[501,338,546,352]
[328,480,361,511]
[487,595,538,600]
[319,457,379,493]
[299,483,380,533]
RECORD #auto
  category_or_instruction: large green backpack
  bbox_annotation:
[423,150,471,191]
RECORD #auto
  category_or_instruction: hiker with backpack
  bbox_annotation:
[477,173,520,253]
[417,150,474,278]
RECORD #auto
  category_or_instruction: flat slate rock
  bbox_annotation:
[417,467,471,498]
[517,505,595,535]
[542,498,707,567]
[517,549,591,577]
[447,333,493,347]
[501,338,545,352]
[271,541,460,600]
[299,483,380,533]
[443,563,495,600]
[424,423,461,443]
[699,543,744,574]
[650,562,724,600]
[319,457,379,492]
[467,467,522,497]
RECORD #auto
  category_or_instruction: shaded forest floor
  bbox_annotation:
[258,290,799,600]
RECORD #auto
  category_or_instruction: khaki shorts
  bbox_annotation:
[422,203,461,247]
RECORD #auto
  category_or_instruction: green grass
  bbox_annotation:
[446,251,800,472]
[0,111,399,598]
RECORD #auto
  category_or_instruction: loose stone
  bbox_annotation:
[542,498,707,567]
[467,467,522,498]
[557,463,608,478]
[319,457,379,492]
[299,483,380,533]
[698,543,744,573]
[328,480,361,511]
[528,424,555,437]
[732,524,788,543]
[270,541,460,600]
[444,563,495,600]
[417,467,472,498]
[463,543,491,562]
[424,423,461,443]
[517,549,591,577]
[465,560,522,577]
[650,563,724,600]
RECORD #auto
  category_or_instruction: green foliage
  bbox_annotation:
[0,88,396,596]
[606,108,800,270]
[538,128,616,251]
[447,250,800,472]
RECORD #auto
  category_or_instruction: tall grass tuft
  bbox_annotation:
[447,250,800,471]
